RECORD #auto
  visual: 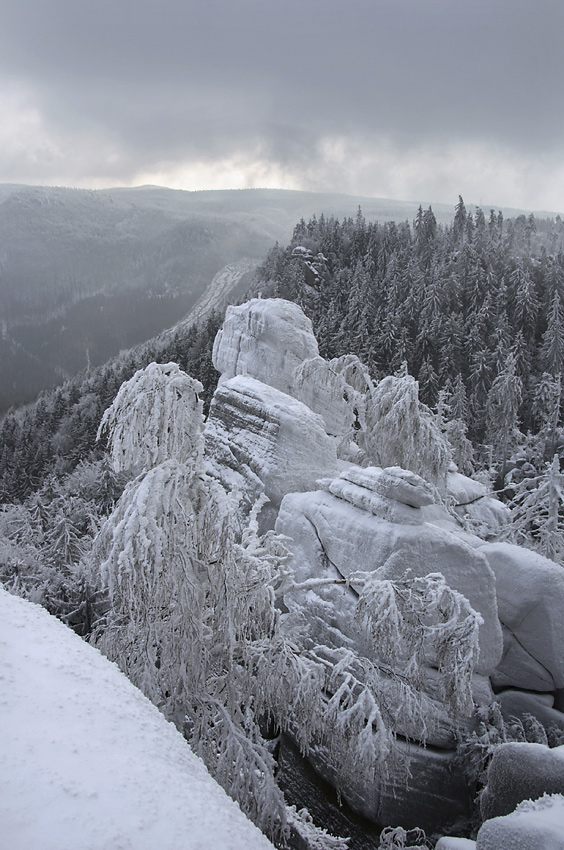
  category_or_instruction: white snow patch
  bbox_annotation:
[477,793,564,850]
[0,586,274,850]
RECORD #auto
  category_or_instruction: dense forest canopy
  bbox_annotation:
[253,201,564,451]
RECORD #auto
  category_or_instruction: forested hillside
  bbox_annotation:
[2,198,564,505]
[3,202,564,847]
[254,201,564,447]
[1,184,486,414]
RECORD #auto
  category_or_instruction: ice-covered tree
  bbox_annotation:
[506,454,564,564]
[91,361,482,845]
[97,361,204,473]
[541,292,564,376]
[485,353,523,481]
[533,372,562,461]
[364,365,451,491]
[91,363,351,845]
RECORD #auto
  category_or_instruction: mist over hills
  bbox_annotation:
[0,183,558,414]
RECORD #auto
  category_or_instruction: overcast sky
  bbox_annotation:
[0,0,562,212]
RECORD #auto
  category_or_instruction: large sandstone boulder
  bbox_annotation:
[212,298,319,395]
[480,742,564,820]
[276,466,503,677]
[495,689,564,732]
[204,375,339,524]
[479,542,564,691]
[212,299,372,460]
[292,355,364,456]
[447,471,510,538]
[302,735,472,835]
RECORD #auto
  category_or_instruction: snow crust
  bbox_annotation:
[477,793,564,850]
[435,838,476,849]
[0,586,274,850]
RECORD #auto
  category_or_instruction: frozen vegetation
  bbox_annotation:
[2,199,564,848]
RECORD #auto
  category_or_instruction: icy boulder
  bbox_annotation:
[447,471,510,537]
[277,466,503,677]
[300,735,472,835]
[479,542,564,691]
[494,689,564,731]
[204,375,339,524]
[480,742,564,820]
[477,794,564,850]
[212,298,319,395]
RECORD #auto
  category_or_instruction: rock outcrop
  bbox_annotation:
[202,297,564,836]
[204,375,339,526]
[494,689,564,732]
[480,742,564,820]
[276,466,503,677]
[212,298,319,395]
[479,542,564,691]
[447,471,511,537]
[304,735,472,835]
[477,794,564,850]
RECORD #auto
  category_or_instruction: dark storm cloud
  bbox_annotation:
[0,0,563,201]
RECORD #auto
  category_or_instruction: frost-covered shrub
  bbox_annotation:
[365,365,450,491]
[97,361,204,473]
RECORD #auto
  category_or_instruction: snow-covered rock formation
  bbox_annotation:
[479,542,564,692]
[205,375,339,525]
[213,298,319,395]
[210,297,371,463]
[276,466,503,678]
[480,741,564,820]
[478,794,564,850]
[203,296,564,835]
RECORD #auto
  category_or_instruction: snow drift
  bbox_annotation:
[0,586,274,850]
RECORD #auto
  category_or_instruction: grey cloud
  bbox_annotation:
[0,0,563,195]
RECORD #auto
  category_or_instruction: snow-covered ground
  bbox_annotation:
[171,258,260,332]
[0,586,274,850]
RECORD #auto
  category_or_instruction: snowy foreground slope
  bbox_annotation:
[0,586,274,850]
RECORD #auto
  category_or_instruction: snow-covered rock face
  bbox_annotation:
[495,690,564,732]
[477,794,564,850]
[446,471,511,538]
[276,466,503,678]
[212,298,319,395]
[204,375,339,523]
[211,299,372,459]
[292,355,364,445]
[479,542,564,691]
